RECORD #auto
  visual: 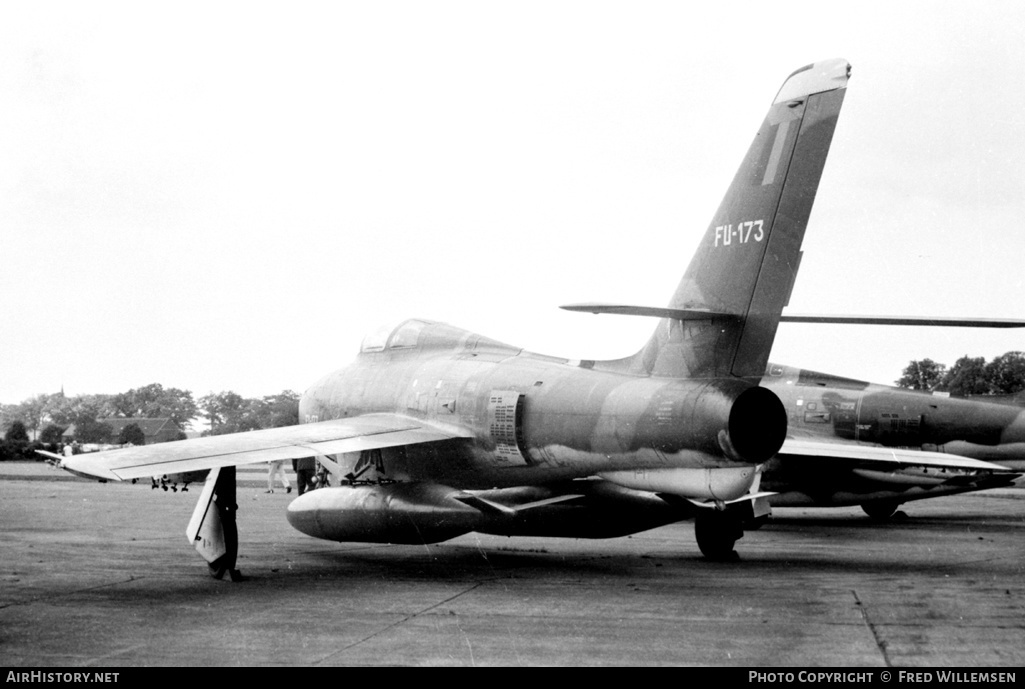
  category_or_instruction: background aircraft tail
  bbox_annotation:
[624,59,850,379]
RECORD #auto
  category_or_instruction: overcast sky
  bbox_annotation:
[2,1,1024,405]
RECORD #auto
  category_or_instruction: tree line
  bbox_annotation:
[895,351,1025,396]
[0,384,300,460]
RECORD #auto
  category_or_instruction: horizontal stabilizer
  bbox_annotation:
[560,303,737,321]
[779,314,1025,328]
[562,304,1025,328]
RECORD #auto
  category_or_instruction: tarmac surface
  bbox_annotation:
[1,461,1023,667]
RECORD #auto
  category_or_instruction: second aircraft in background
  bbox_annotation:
[759,359,1024,518]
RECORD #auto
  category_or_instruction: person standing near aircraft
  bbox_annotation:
[265,459,291,494]
[293,456,316,495]
[208,466,246,582]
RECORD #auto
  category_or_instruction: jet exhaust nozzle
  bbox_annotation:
[624,379,786,465]
[726,385,787,463]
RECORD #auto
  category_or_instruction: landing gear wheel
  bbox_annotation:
[862,500,900,520]
[695,512,743,561]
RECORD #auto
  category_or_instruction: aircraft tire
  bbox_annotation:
[861,500,900,520]
[695,512,743,561]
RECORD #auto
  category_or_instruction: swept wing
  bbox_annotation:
[45,414,473,482]
[777,438,1018,481]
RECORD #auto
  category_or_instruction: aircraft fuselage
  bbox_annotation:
[299,320,786,496]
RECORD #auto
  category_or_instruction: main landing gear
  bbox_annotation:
[861,499,901,520]
[694,509,744,561]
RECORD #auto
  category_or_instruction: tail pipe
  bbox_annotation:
[725,385,788,463]
[627,379,787,465]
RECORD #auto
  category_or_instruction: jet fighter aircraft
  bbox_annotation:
[43,58,955,568]
[757,361,1024,518]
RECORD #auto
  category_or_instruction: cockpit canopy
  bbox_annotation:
[359,319,519,356]
[359,319,428,353]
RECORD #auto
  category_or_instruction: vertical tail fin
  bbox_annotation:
[633,59,850,378]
